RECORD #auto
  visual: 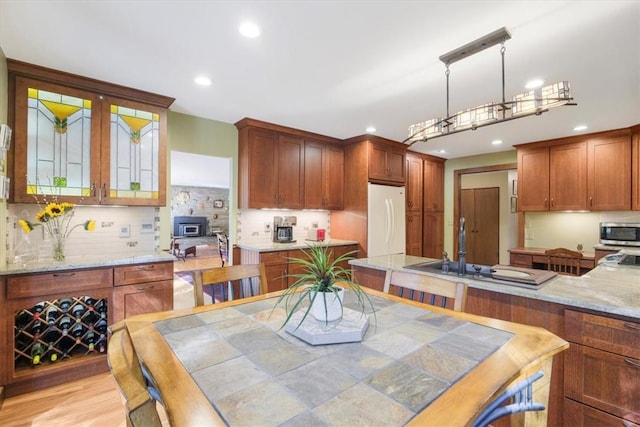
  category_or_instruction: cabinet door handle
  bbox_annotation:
[136,285,154,290]
[589,196,593,207]
[53,272,76,277]
[624,322,640,330]
[624,358,640,368]
[137,265,155,270]
[544,198,548,207]
[91,182,97,197]
[551,198,555,207]
[102,183,107,198]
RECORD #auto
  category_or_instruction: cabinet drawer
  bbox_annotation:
[564,397,640,426]
[565,343,640,423]
[510,253,532,267]
[7,268,113,299]
[112,279,173,322]
[259,251,288,266]
[114,262,173,286]
[565,310,640,359]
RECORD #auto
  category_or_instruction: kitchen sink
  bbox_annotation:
[403,260,557,289]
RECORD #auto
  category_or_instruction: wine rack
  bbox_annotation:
[14,296,109,368]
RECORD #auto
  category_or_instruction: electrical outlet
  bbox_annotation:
[264,223,271,233]
[119,224,130,238]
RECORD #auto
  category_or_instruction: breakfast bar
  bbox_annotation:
[108,287,568,426]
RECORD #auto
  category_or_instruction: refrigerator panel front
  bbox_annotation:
[367,183,406,257]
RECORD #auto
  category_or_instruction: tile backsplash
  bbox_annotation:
[237,209,331,245]
[7,204,159,265]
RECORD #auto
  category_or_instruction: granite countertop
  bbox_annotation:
[350,254,640,320]
[237,239,359,252]
[0,250,176,276]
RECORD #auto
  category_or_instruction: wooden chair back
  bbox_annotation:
[383,270,468,312]
[195,263,269,306]
[545,247,583,276]
[217,233,229,267]
[107,325,163,427]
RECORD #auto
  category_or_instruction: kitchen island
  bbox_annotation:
[0,251,175,397]
[350,254,640,426]
[238,239,359,292]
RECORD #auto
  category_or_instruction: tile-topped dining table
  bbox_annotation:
[108,287,568,426]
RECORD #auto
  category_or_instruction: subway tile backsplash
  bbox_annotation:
[238,209,331,245]
[7,204,159,265]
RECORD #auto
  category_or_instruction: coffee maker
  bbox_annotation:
[273,216,296,243]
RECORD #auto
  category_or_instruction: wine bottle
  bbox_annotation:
[15,309,31,331]
[31,342,44,365]
[96,335,107,353]
[32,301,45,320]
[57,335,75,358]
[58,298,73,312]
[59,316,72,335]
[44,329,62,363]
[71,304,85,321]
[83,296,96,307]
[94,318,108,334]
[45,306,60,325]
[95,300,108,319]
[71,323,85,341]
[84,330,96,352]
[47,344,61,362]
[30,320,44,337]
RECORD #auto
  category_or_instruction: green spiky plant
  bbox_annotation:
[272,244,375,330]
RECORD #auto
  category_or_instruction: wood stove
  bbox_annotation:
[173,216,208,237]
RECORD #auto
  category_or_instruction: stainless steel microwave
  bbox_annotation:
[599,223,640,247]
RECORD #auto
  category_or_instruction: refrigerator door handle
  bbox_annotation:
[388,197,395,243]
[384,198,391,245]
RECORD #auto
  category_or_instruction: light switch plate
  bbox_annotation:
[119,224,130,237]
[140,222,154,233]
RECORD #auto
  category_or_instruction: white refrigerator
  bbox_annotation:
[367,183,406,257]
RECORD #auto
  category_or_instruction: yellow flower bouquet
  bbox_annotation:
[19,202,95,261]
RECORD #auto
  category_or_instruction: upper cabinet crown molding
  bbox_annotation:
[235,117,341,145]
[7,59,175,108]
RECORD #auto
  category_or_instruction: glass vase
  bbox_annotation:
[51,234,66,261]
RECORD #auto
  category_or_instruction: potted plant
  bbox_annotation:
[273,244,374,330]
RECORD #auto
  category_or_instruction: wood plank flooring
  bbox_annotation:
[0,372,168,426]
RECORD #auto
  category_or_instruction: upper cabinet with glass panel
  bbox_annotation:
[8,60,174,206]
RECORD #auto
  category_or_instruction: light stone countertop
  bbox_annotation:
[350,254,640,320]
[0,250,176,276]
[236,239,359,252]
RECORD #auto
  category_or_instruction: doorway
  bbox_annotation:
[461,187,500,265]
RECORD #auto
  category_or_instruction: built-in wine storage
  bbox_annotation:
[14,296,109,369]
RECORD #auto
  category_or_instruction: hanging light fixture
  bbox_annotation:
[405,27,576,146]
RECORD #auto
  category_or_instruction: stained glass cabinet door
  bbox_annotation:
[99,96,167,206]
[13,77,102,204]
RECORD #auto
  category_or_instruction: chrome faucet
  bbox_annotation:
[458,217,466,276]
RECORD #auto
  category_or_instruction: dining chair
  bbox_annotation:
[216,233,229,267]
[195,263,269,307]
[545,247,583,276]
[107,324,163,427]
[383,270,468,312]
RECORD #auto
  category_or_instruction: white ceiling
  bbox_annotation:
[171,151,230,188]
[1,1,638,159]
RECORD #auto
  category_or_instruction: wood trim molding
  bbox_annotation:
[513,127,633,150]
[7,59,175,108]
[234,117,342,145]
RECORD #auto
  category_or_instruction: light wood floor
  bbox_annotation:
[0,257,226,426]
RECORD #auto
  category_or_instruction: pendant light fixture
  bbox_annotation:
[406,27,576,146]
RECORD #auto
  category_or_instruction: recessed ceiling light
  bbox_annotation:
[525,79,544,89]
[491,139,503,145]
[437,149,446,154]
[194,76,212,86]
[365,126,376,133]
[239,22,260,38]
[573,125,588,131]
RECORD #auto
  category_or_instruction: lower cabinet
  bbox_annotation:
[1,260,174,397]
[112,262,174,322]
[564,398,640,426]
[564,310,640,424]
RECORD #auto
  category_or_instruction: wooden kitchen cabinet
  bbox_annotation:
[587,134,632,211]
[423,212,444,259]
[368,140,406,184]
[304,140,344,210]
[405,154,423,212]
[8,60,173,206]
[112,262,174,322]
[406,212,423,256]
[1,269,113,396]
[423,158,444,212]
[516,128,634,212]
[518,142,587,211]
[564,310,640,424]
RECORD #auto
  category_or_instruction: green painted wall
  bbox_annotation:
[164,111,238,252]
[0,48,8,265]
